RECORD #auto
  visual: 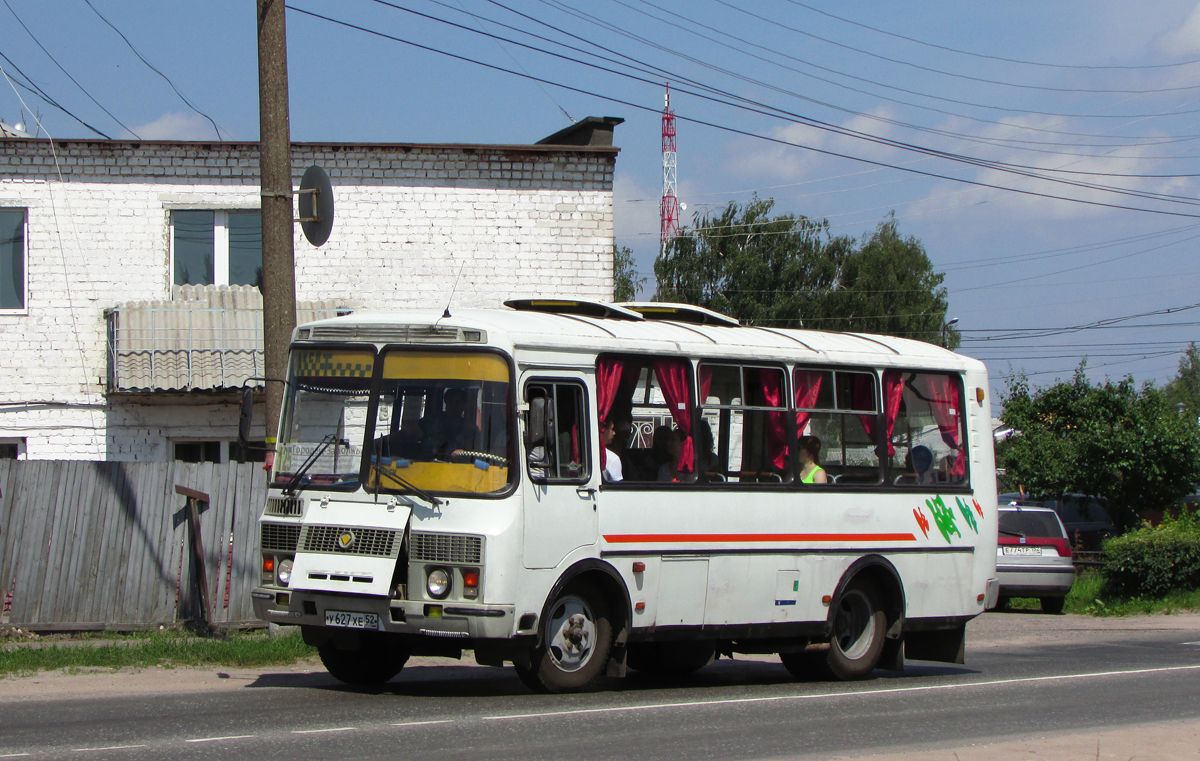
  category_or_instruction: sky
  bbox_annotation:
[3,0,1200,417]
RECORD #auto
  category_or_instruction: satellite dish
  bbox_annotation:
[298,165,334,247]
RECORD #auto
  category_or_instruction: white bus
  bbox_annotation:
[249,299,998,692]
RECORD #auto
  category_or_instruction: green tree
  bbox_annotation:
[1164,342,1200,422]
[810,217,957,348]
[654,200,955,346]
[612,244,644,302]
[998,365,1200,531]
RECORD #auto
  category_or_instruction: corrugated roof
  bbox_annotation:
[109,285,351,392]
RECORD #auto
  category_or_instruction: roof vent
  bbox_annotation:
[503,298,644,321]
[617,302,741,327]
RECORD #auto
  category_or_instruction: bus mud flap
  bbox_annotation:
[904,624,966,664]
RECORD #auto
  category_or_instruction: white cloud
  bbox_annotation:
[1158,1,1200,57]
[129,112,214,140]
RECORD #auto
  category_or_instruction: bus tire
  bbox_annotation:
[318,635,409,686]
[515,583,612,693]
[825,578,886,680]
[627,641,715,675]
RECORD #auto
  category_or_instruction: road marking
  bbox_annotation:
[0,754,31,758]
[389,720,454,728]
[185,735,257,743]
[72,745,148,752]
[292,727,355,735]
[1183,641,1200,646]
[482,663,1200,721]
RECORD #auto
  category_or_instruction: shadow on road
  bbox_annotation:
[243,657,976,698]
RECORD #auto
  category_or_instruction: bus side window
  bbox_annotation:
[525,381,590,482]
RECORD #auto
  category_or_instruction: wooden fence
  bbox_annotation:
[0,460,266,631]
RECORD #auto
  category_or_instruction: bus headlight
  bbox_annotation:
[427,568,451,599]
[277,558,293,587]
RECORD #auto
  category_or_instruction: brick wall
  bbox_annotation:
[0,139,617,459]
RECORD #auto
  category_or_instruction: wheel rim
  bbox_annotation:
[832,588,876,660]
[546,594,597,673]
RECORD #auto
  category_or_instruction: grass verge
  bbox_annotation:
[1007,569,1200,616]
[0,629,316,678]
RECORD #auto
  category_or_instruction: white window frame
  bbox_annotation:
[168,209,260,289]
[0,208,28,314]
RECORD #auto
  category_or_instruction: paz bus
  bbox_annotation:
[249,299,998,692]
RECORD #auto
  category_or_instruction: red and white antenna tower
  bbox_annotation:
[660,83,679,261]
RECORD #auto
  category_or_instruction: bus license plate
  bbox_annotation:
[324,610,381,630]
[1003,546,1043,556]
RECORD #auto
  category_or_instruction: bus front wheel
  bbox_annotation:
[318,635,409,686]
[515,584,613,693]
[781,578,886,681]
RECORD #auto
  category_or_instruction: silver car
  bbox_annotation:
[996,505,1075,614]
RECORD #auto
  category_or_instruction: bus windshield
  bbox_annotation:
[366,349,513,496]
[274,347,375,491]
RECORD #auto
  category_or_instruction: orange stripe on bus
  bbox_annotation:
[602,533,917,544]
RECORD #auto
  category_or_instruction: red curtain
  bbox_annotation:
[793,369,825,435]
[756,368,788,470]
[595,356,625,470]
[916,373,965,479]
[855,371,905,458]
[655,358,695,474]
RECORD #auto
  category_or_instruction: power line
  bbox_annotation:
[715,0,1200,95]
[587,0,1200,124]
[781,0,1200,72]
[80,0,223,140]
[0,51,111,138]
[1,0,140,138]
[351,3,1200,212]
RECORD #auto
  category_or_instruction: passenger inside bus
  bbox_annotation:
[797,435,828,484]
[601,418,623,482]
[653,425,681,481]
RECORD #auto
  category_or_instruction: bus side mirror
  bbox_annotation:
[526,396,552,469]
[237,387,254,448]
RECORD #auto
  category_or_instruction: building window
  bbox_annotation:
[171,210,262,289]
[173,440,266,463]
[0,438,26,459]
[0,209,26,309]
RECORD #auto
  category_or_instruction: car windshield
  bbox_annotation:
[999,511,1065,539]
[365,349,513,497]
[273,347,375,491]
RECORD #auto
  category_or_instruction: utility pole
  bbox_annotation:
[257,0,296,459]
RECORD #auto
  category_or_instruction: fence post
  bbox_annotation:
[174,485,214,636]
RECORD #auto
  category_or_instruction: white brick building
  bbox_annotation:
[0,118,621,461]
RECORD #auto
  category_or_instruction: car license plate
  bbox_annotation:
[324,610,381,630]
[1003,546,1043,556]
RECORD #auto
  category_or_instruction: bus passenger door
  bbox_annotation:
[522,378,598,569]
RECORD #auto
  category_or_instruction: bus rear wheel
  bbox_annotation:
[781,578,886,681]
[515,584,613,693]
[318,634,410,686]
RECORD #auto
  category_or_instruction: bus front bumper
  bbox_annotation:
[252,586,516,640]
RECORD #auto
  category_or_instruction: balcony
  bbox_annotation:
[106,285,351,392]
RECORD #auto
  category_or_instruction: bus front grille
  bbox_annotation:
[302,525,398,557]
[261,523,301,552]
[409,532,483,564]
[265,497,304,517]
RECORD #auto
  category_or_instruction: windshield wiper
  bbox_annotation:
[999,528,1026,538]
[282,434,347,496]
[371,457,444,508]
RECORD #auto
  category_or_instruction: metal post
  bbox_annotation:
[257,0,296,456]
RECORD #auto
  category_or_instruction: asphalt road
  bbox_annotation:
[1,612,1199,760]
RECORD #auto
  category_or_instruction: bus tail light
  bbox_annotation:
[463,568,480,599]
